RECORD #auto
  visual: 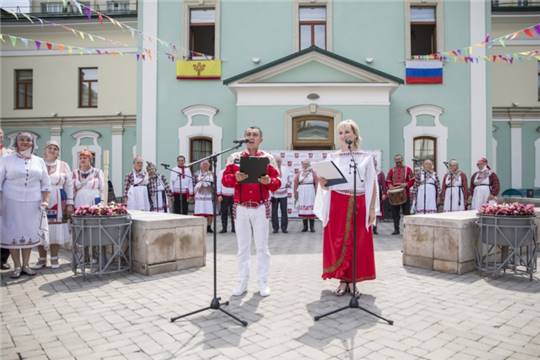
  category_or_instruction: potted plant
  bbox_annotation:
[72,202,132,276]
[476,202,537,279]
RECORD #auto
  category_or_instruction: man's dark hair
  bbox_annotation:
[245,126,263,137]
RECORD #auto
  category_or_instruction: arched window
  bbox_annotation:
[292,115,334,150]
[190,136,212,173]
[413,136,437,168]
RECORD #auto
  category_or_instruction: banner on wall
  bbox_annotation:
[268,149,382,218]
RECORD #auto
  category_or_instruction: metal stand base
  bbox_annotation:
[170,297,248,327]
[314,294,393,325]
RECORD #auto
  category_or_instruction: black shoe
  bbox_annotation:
[232,228,235,233]
[272,229,279,234]
[301,228,308,232]
[219,229,227,233]
[373,228,378,235]
[1,263,10,270]
[282,230,288,233]
[310,228,315,233]
[207,226,213,233]
[392,230,400,235]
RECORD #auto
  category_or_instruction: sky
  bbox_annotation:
[0,0,30,12]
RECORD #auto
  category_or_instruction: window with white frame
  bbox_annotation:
[189,8,215,59]
[41,2,64,13]
[410,6,436,56]
[299,6,327,50]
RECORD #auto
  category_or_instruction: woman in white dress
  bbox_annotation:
[294,159,318,232]
[469,157,500,210]
[0,132,51,278]
[73,150,105,208]
[146,162,172,213]
[194,160,214,233]
[440,160,468,212]
[411,159,439,214]
[123,156,150,211]
[33,141,74,270]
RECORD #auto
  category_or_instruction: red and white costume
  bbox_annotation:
[194,170,213,217]
[46,159,74,245]
[440,171,468,212]
[314,150,378,282]
[470,168,500,210]
[222,150,281,288]
[73,167,105,208]
[294,168,317,218]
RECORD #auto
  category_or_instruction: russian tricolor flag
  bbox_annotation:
[405,60,443,84]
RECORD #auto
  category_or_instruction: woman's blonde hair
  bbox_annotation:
[337,119,362,149]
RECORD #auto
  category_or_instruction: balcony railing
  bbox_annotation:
[1,1,137,20]
[492,0,540,12]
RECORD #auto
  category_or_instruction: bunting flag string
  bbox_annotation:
[412,22,540,62]
[0,32,152,61]
[0,7,131,49]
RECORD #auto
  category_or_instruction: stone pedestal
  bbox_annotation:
[129,211,206,275]
[403,211,479,274]
[403,208,540,274]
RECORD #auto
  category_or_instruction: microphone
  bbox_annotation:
[411,158,421,162]
[233,138,250,144]
[160,162,170,168]
[345,139,353,145]
[443,161,449,166]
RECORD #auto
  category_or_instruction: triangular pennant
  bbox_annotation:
[98,14,103,23]
[535,25,540,36]
[88,34,94,41]
[498,38,505,47]
[523,28,534,38]
[68,46,73,54]
[130,29,135,38]
[9,35,17,47]
[484,35,490,44]
[510,32,519,40]
[0,34,4,43]
[75,1,83,14]
[46,42,52,50]
[79,31,85,40]
[83,7,92,19]
[136,54,140,61]
[58,44,65,51]
[35,40,41,49]
[20,37,29,47]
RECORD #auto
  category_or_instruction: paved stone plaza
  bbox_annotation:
[1,221,539,360]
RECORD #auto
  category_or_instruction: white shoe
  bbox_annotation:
[232,281,248,296]
[259,284,271,297]
[50,257,60,269]
[31,258,47,270]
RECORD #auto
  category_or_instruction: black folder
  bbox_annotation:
[239,157,270,183]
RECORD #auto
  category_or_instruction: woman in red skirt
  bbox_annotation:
[314,119,378,296]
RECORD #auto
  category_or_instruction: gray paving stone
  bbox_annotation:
[0,222,539,360]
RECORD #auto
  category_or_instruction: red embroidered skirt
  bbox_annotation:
[322,191,376,282]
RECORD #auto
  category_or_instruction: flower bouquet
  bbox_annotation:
[478,202,535,217]
[74,202,128,217]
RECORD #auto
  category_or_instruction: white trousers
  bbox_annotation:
[234,205,270,285]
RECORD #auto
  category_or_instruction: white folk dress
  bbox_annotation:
[413,171,439,213]
[0,153,51,249]
[297,170,316,218]
[47,160,74,245]
[194,170,213,217]
[443,172,466,212]
[125,170,150,211]
[73,168,105,208]
[471,171,491,210]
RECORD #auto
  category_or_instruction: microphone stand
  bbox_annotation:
[422,168,427,214]
[443,162,452,212]
[170,142,247,327]
[161,164,196,214]
[314,142,393,326]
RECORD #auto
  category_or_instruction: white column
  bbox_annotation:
[469,0,487,175]
[140,0,158,163]
[111,125,124,198]
[510,121,522,188]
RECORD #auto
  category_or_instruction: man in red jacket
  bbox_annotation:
[386,154,415,235]
[222,126,281,297]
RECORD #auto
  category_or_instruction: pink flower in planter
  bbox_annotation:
[478,202,535,216]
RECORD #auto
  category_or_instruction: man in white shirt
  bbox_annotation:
[270,156,290,233]
[170,155,193,214]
